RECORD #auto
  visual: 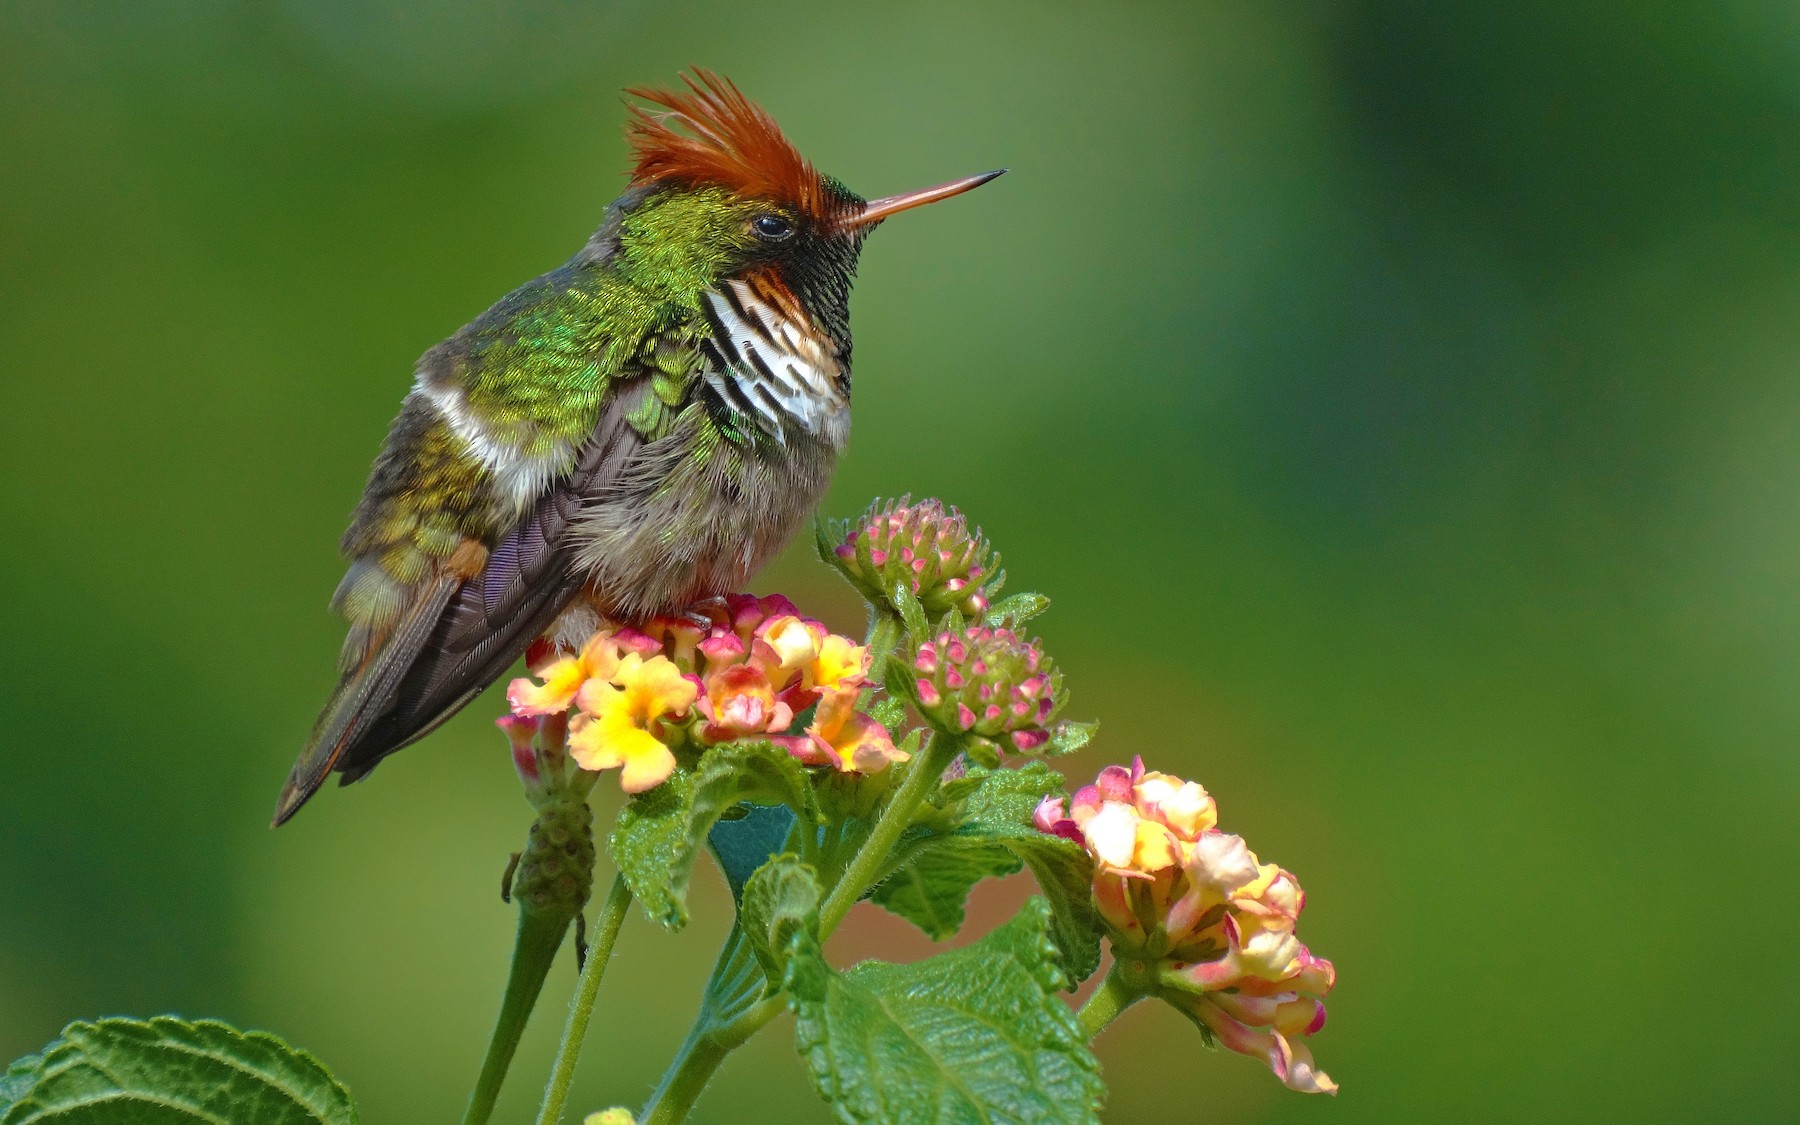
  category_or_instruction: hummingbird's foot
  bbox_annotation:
[500,851,521,904]
[574,913,589,970]
[679,594,731,631]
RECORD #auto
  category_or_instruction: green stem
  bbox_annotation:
[1076,965,1146,1041]
[864,611,904,686]
[462,905,576,1125]
[639,927,773,1125]
[535,874,633,1125]
[818,730,960,936]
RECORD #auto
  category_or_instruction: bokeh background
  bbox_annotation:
[4,1,1798,1121]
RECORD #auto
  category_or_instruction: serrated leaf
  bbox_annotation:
[1005,836,1103,985]
[612,742,819,929]
[1,1054,42,1114]
[1042,719,1097,757]
[889,581,929,642]
[983,591,1050,629]
[787,898,1102,1125]
[610,761,699,928]
[870,843,1021,939]
[863,694,907,731]
[875,763,1103,983]
[1,1016,357,1125]
[883,655,920,710]
[814,511,847,568]
[739,854,823,988]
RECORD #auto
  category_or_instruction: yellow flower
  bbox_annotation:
[795,685,908,773]
[567,653,697,793]
[807,633,870,694]
[508,631,627,717]
[757,615,825,675]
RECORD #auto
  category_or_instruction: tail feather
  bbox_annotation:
[271,571,462,826]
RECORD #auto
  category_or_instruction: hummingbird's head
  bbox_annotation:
[608,71,1002,341]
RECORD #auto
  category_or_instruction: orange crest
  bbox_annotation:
[625,70,847,226]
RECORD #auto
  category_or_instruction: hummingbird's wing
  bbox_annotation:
[272,380,653,826]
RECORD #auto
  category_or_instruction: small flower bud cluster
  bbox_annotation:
[907,626,1062,754]
[493,712,595,921]
[505,594,905,794]
[1035,759,1337,1095]
[829,496,996,618]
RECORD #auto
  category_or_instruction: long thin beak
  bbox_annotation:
[844,169,1006,230]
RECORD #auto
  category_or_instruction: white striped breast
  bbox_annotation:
[701,279,848,448]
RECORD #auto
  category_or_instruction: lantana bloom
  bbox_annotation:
[566,653,696,793]
[907,625,1063,755]
[504,594,905,793]
[1036,758,1337,1095]
[828,495,996,616]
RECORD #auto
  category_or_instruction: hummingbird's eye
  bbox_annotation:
[751,213,795,241]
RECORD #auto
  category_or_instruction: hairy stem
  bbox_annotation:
[535,874,633,1124]
[864,612,905,687]
[818,730,960,936]
[1076,964,1146,1041]
[462,906,576,1125]
[639,927,769,1125]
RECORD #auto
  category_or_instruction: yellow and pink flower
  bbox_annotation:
[566,653,696,794]
[1037,758,1337,1095]
[503,593,903,793]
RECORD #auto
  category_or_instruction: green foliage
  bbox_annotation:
[739,855,824,989]
[870,842,1021,939]
[786,899,1103,1125]
[1042,719,1096,757]
[611,742,818,928]
[982,591,1049,629]
[608,759,698,929]
[874,762,1102,983]
[0,1017,356,1125]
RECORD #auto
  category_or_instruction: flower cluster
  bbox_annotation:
[506,594,905,794]
[826,496,995,617]
[1036,759,1337,1095]
[906,625,1062,755]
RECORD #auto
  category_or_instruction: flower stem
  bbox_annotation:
[535,874,633,1124]
[864,611,904,686]
[462,905,577,1125]
[1076,965,1146,1041]
[639,927,779,1125]
[818,730,960,936]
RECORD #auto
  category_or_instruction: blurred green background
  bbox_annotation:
[4,1,1798,1121]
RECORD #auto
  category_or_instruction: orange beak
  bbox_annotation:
[842,169,1006,230]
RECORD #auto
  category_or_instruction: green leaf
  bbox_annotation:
[889,581,929,643]
[1,1053,42,1114]
[982,591,1050,629]
[874,763,1103,983]
[739,854,823,988]
[1005,836,1103,985]
[1,1016,357,1125]
[709,803,798,904]
[610,760,698,929]
[1042,719,1097,757]
[787,898,1103,1125]
[813,511,847,568]
[611,742,819,929]
[870,842,1021,939]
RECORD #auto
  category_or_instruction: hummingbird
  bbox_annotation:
[272,71,1002,826]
